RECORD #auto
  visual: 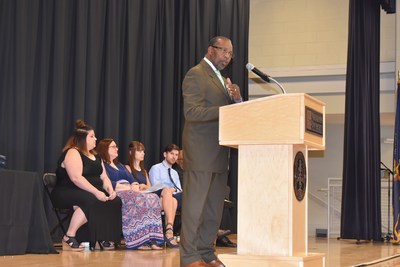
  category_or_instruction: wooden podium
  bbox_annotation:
[218,93,326,267]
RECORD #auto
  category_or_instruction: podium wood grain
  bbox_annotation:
[219,93,325,150]
[219,94,326,266]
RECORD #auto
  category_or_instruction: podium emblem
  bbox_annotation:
[293,151,307,201]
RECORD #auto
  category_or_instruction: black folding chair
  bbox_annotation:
[42,172,73,236]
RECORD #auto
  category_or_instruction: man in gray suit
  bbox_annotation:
[180,36,242,267]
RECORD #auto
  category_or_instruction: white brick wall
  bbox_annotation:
[249,0,397,237]
[249,0,395,68]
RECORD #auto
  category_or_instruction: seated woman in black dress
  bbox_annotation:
[51,120,122,251]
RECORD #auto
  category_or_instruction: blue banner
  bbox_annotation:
[393,80,400,242]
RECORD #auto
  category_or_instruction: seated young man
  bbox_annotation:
[149,144,182,248]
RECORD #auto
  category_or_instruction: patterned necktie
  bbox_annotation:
[168,168,181,192]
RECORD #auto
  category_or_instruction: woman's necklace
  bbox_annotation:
[110,162,118,170]
[134,162,141,171]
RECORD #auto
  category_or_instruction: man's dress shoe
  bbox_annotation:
[184,260,211,267]
[216,235,237,247]
[208,258,226,267]
[217,229,231,238]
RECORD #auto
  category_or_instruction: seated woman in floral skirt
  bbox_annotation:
[97,138,164,250]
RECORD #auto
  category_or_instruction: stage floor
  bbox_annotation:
[2,236,400,267]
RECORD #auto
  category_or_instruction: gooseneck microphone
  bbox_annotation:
[246,63,270,82]
[246,63,287,94]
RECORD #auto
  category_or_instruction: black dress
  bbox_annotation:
[51,149,122,246]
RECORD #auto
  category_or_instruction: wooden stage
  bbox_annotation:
[2,236,400,267]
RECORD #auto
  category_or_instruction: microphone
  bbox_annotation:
[246,63,287,94]
[246,63,271,83]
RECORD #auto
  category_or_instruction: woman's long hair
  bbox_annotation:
[97,138,119,164]
[127,141,148,179]
[63,119,96,155]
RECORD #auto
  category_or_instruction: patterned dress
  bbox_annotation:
[105,163,164,249]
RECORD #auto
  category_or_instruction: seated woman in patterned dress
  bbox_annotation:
[126,141,179,248]
[97,138,164,250]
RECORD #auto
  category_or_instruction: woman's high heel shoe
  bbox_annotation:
[164,224,179,248]
[99,241,115,250]
[62,235,84,251]
[91,241,115,251]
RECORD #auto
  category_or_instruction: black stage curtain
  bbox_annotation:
[340,0,382,241]
[0,0,249,176]
[0,0,248,235]
[381,0,396,13]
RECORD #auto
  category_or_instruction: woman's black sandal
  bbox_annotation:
[164,223,179,248]
[99,241,115,250]
[91,241,115,251]
[62,235,84,251]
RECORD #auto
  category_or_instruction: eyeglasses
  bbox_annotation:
[212,45,235,58]
[109,145,118,149]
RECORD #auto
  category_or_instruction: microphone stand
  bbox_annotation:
[381,161,394,241]
[268,76,287,94]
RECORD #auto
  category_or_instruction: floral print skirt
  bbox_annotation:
[117,190,164,249]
